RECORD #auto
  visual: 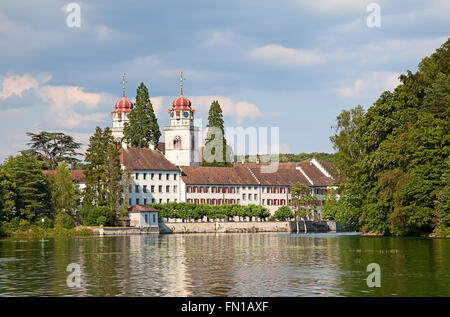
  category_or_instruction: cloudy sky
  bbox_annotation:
[0,0,448,162]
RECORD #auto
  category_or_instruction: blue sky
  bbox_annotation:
[0,0,448,162]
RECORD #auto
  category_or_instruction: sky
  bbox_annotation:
[0,0,448,162]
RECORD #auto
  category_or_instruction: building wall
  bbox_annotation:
[127,170,182,205]
[164,125,200,166]
[129,211,158,227]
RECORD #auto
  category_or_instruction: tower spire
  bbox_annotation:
[179,69,183,96]
[121,72,127,97]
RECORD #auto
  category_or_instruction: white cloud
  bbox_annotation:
[188,96,270,124]
[337,71,401,98]
[0,74,40,99]
[250,44,326,67]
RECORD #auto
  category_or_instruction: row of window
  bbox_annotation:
[130,185,178,193]
[242,193,257,201]
[135,172,177,181]
[129,198,178,205]
[186,185,293,194]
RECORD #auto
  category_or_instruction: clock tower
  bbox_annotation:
[164,70,200,166]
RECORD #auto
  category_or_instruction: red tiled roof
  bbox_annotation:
[42,170,86,183]
[181,166,259,185]
[249,167,309,186]
[128,204,159,212]
[233,162,299,169]
[299,161,334,186]
[157,142,165,154]
[317,161,337,179]
[121,148,179,171]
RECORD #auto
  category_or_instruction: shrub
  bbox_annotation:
[96,216,107,226]
[84,206,110,226]
[19,219,31,230]
[55,212,75,229]
[274,206,294,221]
[36,216,54,229]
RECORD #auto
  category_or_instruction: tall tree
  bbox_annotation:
[330,38,450,236]
[48,163,77,214]
[84,127,123,222]
[289,183,318,233]
[120,166,132,216]
[26,131,82,169]
[104,139,123,224]
[3,150,52,220]
[0,167,16,222]
[84,127,109,207]
[202,100,232,166]
[123,82,161,149]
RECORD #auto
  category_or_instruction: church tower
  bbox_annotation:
[164,70,200,166]
[110,73,133,148]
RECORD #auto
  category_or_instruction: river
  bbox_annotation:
[0,233,448,296]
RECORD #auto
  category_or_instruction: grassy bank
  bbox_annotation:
[1,225,93,238]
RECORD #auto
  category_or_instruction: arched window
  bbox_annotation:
[173,136,182,149]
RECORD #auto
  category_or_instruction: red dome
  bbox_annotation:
[172,94,191,109]
[112,96,133,113]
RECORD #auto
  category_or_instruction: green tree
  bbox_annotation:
[48,163,77,214]
[202,100,232,166]
[123,82,161,149]
[3,150,52,220]
[289,182,319,233]
[0,167,16,222]
[274,206,294,221]
[26,131,82,169]
[436,158,450,235]
[104,139,122,224]
[330,38,450,236]
[120,166,132,216]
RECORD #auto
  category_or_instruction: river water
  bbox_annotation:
[0,233,448,296]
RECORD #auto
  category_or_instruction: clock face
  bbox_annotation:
[171,112,174,117]
[183,111,189,117]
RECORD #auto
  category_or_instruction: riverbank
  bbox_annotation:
[2,226,93,238]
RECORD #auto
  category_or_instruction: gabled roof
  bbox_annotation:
[120,148,179,171]
[249,167,309,186]
[233,162,299,169]
[181,166,259,185]
[298,161,334,186]
[128,204,159,212]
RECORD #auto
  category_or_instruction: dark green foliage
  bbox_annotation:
[274,206,294,221]
[289,182,319,220]
[26,131,81,170]
[96,216,107,226]
[81,206,112,226]
[148,202,270,220]
[55,212,75,229]
[123,82,161,149]
[0,167,15,222]
[330,38,450,236]
[83,127,122,215]
[436,158,450,235]
[203,101,232,166]
[3,150,52,220]
[48,163,77,214]
[36,216,54,229]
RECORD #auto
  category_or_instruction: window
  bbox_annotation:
[167,199,170,203]
[151,173,154,180]
[166,174,169,180]
[173,136,182,149]
[145,214,148,223]
[129,198,132,206]
[151,185,155,193]
[254,194,257,200]
[152,198,155,203]
[135,185,139,193]
[174,199,177,202]
[143,173,146,180]
[129,185,132,193]
[249,194,252,201]
[143,185,147,193]
[159,199,162,203]
[262,199,265,205]
[243,193,246,201]
[135,173,139,180]
[174,174,177,180]
[236,187,239,193]
[153,214,156,223]
[237,199,240,204]
[144,198,147,205]
[159,174,162,180]
[174,185,178,193]
[136,198,140,205]
[166,185,170,193]
[159,185,162,193]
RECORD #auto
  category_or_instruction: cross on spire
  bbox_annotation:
[121,72,127,97]
[179,69,183,95]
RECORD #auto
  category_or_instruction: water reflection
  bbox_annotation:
[0,233,448,296]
